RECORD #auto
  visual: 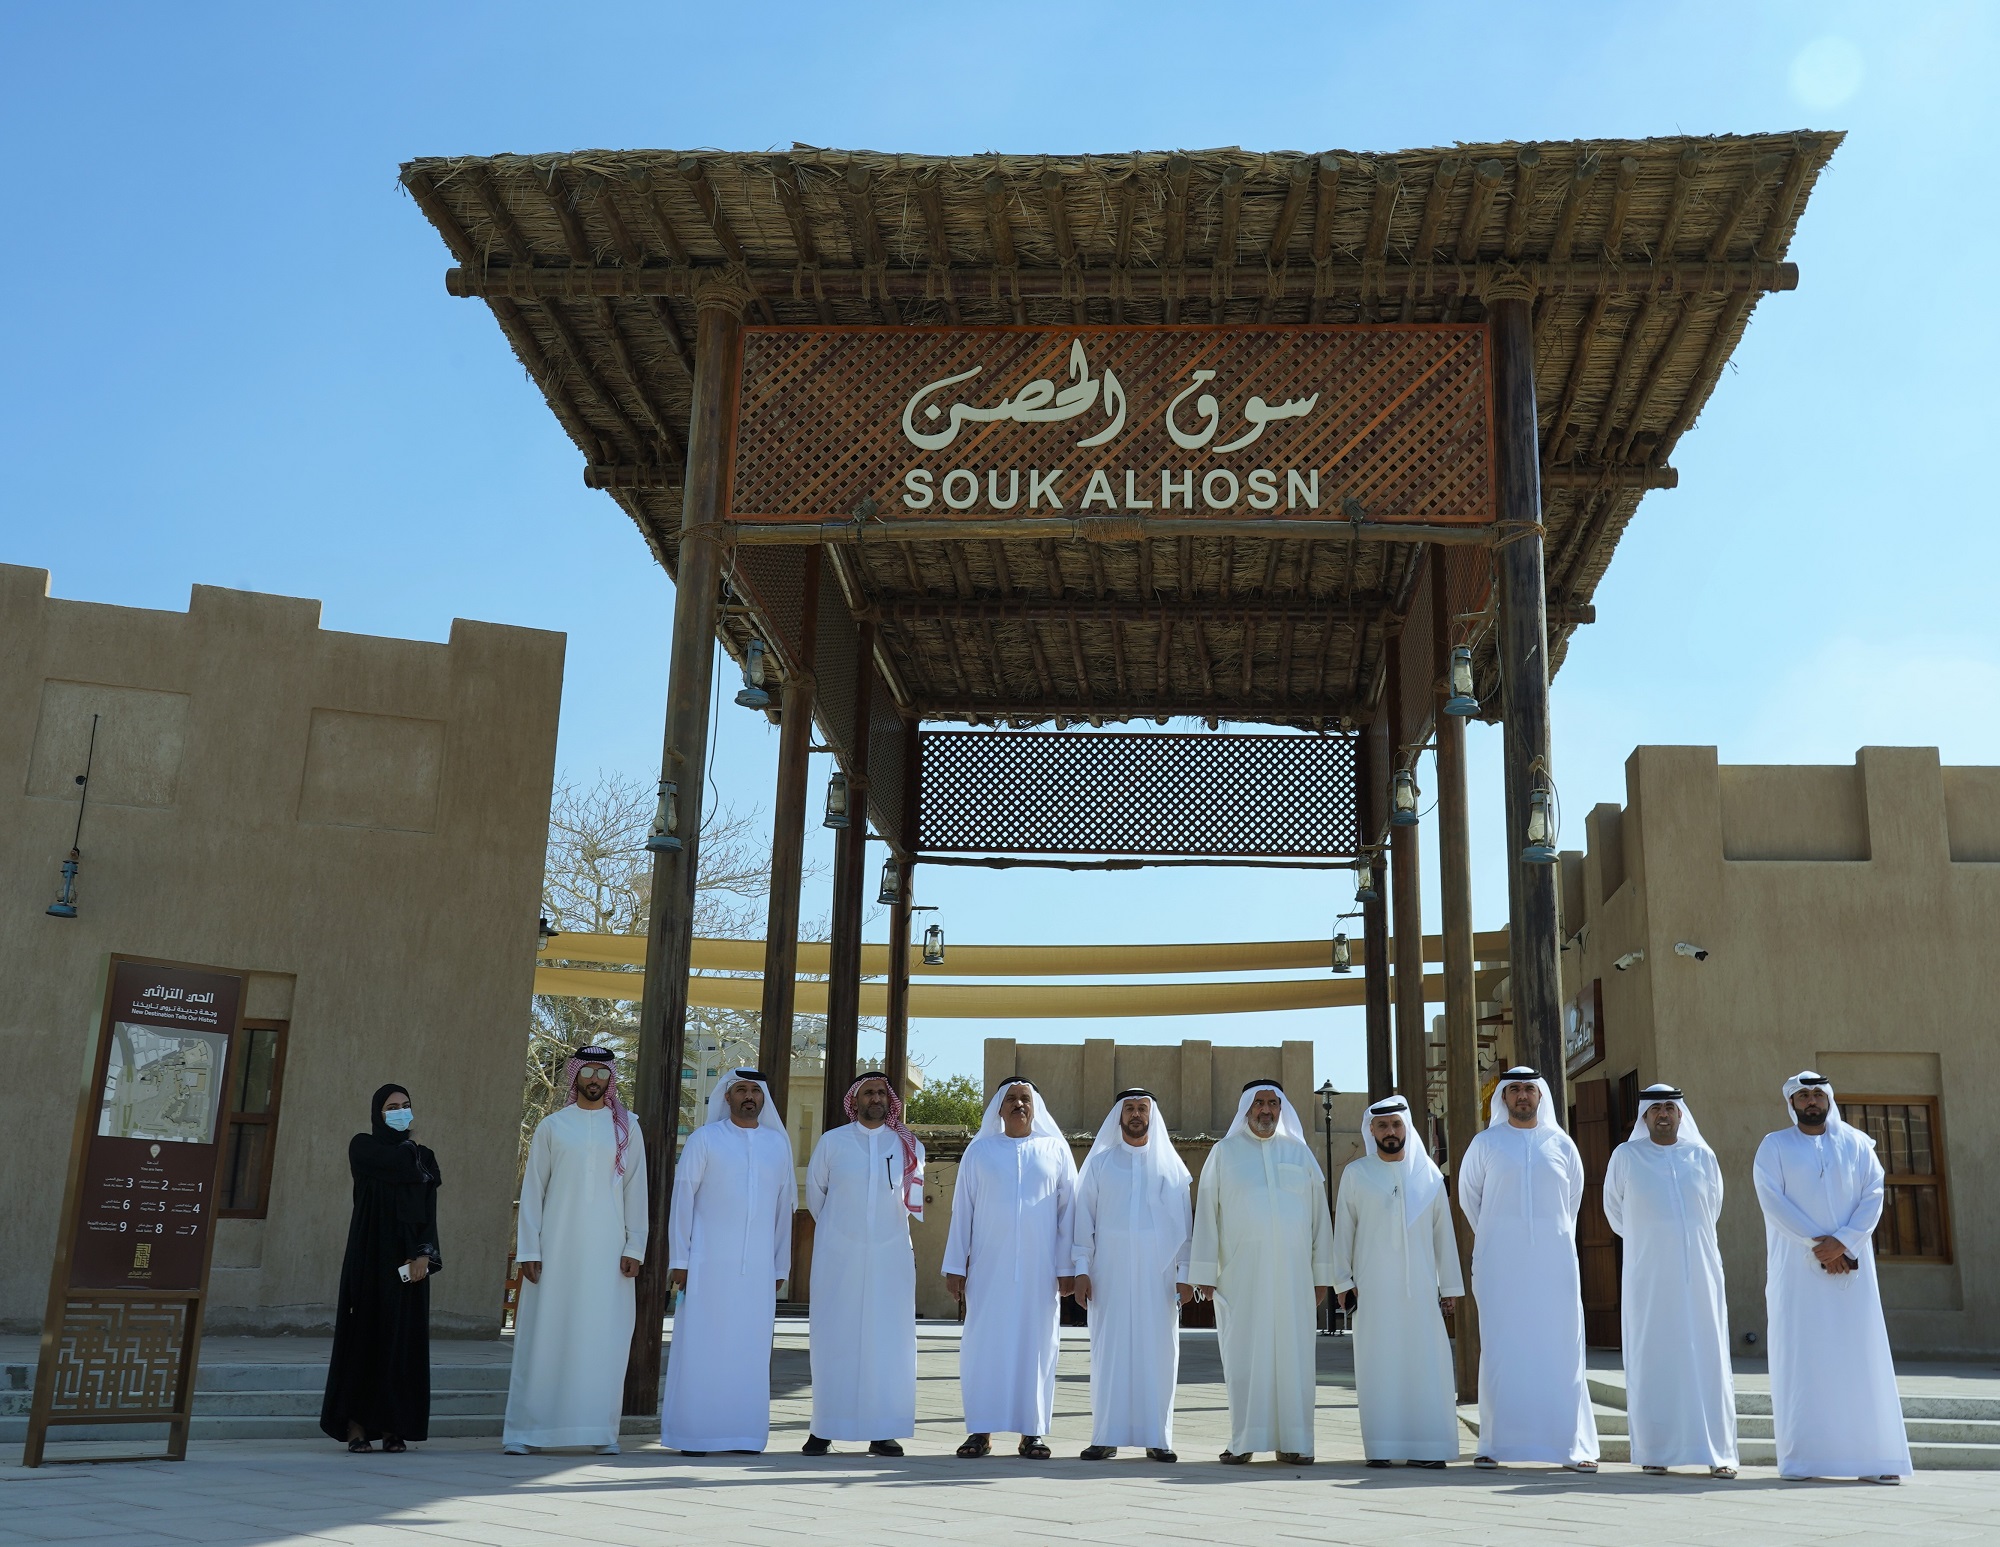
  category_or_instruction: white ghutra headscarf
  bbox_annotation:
[971,1077,1079,1181]
[1227,1079,1322,1180]
[1627,1082,1714,1153]
[1487,1066,1559,1130]
[1782,1070,1846,1130]
[706,1068,793,1152]
[1361,1095,1444,1223]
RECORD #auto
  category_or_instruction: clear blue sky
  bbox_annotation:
[4,3,1994,1091]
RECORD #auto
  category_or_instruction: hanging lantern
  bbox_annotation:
[823,771,851,829]
[922,923,945,966]
[1331,930,1352,974]
[1444,645,1480,716]
[645,779,682,853]
[1522,785,1560,864]
[1390,768,1420,827]
[877,855,903,906]
[733,639,770,710]
[536,915,560,952]
[46,853,80,919]
[1353,862,1380,906]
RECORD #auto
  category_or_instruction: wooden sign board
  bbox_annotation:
[732,324,1495,528]
[24,956,246,1466]
[1563,977,1605,1080]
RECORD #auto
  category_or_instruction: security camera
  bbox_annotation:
[1673,942,1709,961]
[1613,950,1644,972]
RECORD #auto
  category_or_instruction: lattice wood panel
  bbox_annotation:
[46,1299,186,1414]
[733,326,1494,526]
[919,730,1358,857]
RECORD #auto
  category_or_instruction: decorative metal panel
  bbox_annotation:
[45,1300,187,1414]
[918,729,1358,858]
[733,325,1495,527]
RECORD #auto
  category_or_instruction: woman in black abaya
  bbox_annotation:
[319,1083,442,1452]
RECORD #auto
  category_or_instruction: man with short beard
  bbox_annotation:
[1754,1072,1910,1484]
[1332,1096,1462,1468]
[503,1047,647,1455]
[1603,1084,1738,1478]
[1190,1079,1334,1466]
[1458,1067,1598,1472]
[658,1069,795,1455]
[943,1078,1076,1459]
[800,1071,926,1457]
[1072,1089,1193,1463]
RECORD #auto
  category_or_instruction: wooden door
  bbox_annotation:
[1571,1078,1620,1348]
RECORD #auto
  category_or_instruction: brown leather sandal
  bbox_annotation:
[956,1433,992,1458]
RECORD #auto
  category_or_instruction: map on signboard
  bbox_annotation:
[97,1024,229,1144]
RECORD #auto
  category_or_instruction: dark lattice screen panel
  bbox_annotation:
[918,730,1358,858]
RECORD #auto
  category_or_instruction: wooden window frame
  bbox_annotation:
[1842,1093,1952,1266]
[217,1018,289,1220]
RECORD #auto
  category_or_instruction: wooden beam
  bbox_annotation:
[1706,152,1786,262]
[1602,156,1640,258]
[1359,715,1394,1099]
[1163,156,1191,324]
[873,595,1390,626]
[759,669,813,1119]
[1653,144,1704,261]
[842,163,901,326]
[678,157,776,323]
[632,170,693,265]
[727,518,1501,547]
[1041,166,1087,325]
[1309,154,1342,323]
[447,254,1802,304]
[1213,164,1244,320]
[983,173,1025,325]
[1546,149,1600,264]
[1111,171,1139,325]
[1502,145,1541,262]
[1258,158,1312,322]
[1540,463,1676,491]
[1454,158,1505,262]
[913,170,961,324]
[1755,135,1823,261]
[774,160,835,323]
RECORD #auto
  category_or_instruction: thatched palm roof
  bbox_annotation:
[401,134,1835,733]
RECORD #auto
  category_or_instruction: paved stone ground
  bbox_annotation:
[7,1330,1997,1546]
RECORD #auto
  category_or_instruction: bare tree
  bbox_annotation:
[525,772,831,1169]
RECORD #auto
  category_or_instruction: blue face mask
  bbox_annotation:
[383,1107,414,1132]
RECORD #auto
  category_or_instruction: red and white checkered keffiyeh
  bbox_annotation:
[845,1073,921,1215]
[562,1047,632,1177]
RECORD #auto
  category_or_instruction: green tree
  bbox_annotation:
[906,1072,985,1128]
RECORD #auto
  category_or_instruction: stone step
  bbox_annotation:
[1588,1377,2000,1425]
[1,1389,520,1421]
[0,1412,658,1446]
[1,1361,513,1402]
[1460,1405,2000,1471]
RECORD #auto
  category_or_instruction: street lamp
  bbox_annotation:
[1317,1079,1339,1334]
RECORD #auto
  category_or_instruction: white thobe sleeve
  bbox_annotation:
[1697,1147,1725,1228]
[773,1142,797,1280]
[668,1130,705,1271]
[622,1126,650,1260]
[1458,1135,1488,1234]
[1561,1133,1586,1225]
[1602,1146,1629,1238]
[805,1135,832,1221]
[1431,1191,1465,1298]
[1329,1168,1358,1294]
[907,1137,927,1224]
[1833,1140,1886,1257]
[1055,1153,1076,1281]
[941,1152,975,1276]
[1310,1165,1336,1285]
[1071,1165,1100,1277]
[1189,1153,1222,1285]
[1753,1134,1829,1249]
[1172,1182,1193,1283]
[515,1117,553,1263]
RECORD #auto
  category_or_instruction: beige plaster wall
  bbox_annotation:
[984,1036,1320,1137]
[0,566,563,1337]
[1559,744,2000,1358]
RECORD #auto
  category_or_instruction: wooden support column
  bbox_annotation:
[624,279,747,1418]
[1360,714,1393,1101]
[1387,631,1427,1106]
[883,869,913,1101]
[882,724,920,1101]
[757,671,815,1121]
[1491,287,1565,1116]
[821,624,874,1138]
[1432,558,1481,1402]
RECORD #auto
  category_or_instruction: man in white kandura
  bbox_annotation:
[942,1077,1076,1460]
[1190,1079,1335,1467]
[1332,1095,1463,1469]
[800,1071,926,1458]
[1072,1088,1193,1464]
[1754,1071,1911,1484]
[659,1068,795,1455]
[503,1047,648,1455]
[1602,1083,1738,1479]
[1458,1066,1599,1472]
